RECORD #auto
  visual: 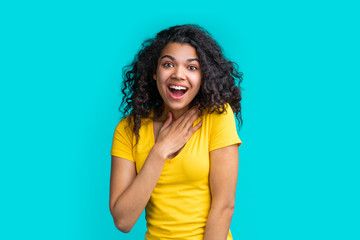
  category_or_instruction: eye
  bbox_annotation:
[164,62,174,68]
[188,66,197,70]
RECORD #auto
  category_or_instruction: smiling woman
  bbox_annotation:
[109,24,243,240]
[154,42,202,118]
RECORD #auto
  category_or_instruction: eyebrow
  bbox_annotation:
[160,55,199,63]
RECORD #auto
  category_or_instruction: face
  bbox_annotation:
[153,42,202,114]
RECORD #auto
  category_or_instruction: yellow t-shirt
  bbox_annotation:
[111,104,242,240]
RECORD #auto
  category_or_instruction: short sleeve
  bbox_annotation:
[110,117,135,162]
[209,104,242,152]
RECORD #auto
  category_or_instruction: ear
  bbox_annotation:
[153,73,157,81]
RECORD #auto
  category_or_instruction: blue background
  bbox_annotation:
[1,0,359,239]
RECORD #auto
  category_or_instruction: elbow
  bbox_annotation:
[222,203,235,222]
[228,199,236,211]
[115,223,132,233]
[110,206,134,233]
[225,201,235,216]
[113,217,133,233]
[213,199,236,216]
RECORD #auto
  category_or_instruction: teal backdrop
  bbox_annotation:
[1,0,359,239]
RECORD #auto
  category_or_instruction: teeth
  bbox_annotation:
[169,85,187,90]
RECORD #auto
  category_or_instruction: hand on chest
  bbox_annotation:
[135,119,210,184]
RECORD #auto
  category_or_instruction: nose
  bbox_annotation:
[171,66,185,80]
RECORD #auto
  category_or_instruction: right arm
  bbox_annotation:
[109,146,166,233]
[109,107,202,232]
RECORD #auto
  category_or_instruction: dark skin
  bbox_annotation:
[110,42,238,239]
[110,107,238,239]
[153,109,200,158]
[109,107,202,232]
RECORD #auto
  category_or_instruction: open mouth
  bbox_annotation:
[168,85,188,99]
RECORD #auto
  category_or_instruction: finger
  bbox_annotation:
[161,112,173,130]
[178,107,199,128]
[182,108,200,130]
[188,119,203,137]
[178,106,198,120]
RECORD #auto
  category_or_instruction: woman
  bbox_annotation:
[110,24,243,240]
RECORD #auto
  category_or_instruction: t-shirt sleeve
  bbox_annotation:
[110,117,135,162]
[209,103,242,152]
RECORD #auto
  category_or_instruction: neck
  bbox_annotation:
[157,105,189,122]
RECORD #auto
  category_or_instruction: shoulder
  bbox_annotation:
[203,103,241,151]
[114,116,134,136]
[114,114,153,140]
[111,114,153,159]
[203,103,235,124]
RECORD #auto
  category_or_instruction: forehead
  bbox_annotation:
[159,42,198,60]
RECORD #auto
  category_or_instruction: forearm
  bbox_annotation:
[111,145,166,232]
[203,204,235,240]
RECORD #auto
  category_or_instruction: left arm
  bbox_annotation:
[203,144,239,240]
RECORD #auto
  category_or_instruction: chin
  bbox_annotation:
[165,101,191,112]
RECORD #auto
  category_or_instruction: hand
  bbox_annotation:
[155,107,203,159]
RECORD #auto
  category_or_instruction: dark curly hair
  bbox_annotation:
[120,24,243,141]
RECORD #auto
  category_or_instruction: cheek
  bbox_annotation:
[191,76,202,90]
[156,77,167,95]
[156,79,162,92]
[156,71,168,83]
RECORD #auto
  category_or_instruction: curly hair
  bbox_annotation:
[120,24,243,141]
